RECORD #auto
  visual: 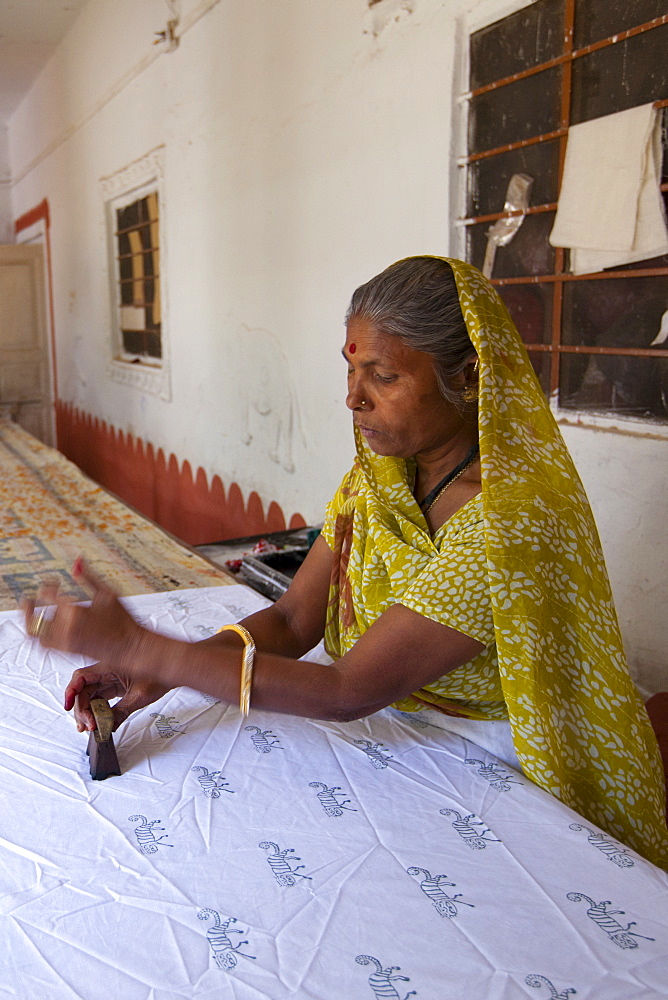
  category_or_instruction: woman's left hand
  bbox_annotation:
[22,559,146,670]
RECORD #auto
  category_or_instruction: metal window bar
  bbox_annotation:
[114,219,155,237]
[466,99,668,166]
[468,14,668,101]
[526,345,668,358]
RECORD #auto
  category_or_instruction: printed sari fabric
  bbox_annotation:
[322,257,668,870]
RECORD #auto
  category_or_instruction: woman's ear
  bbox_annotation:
[459,354,480,403]
[450,354,479,391]
[465,354,480,381]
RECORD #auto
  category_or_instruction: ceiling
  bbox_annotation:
[0,0,90,125]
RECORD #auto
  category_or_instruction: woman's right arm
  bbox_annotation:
[64,537,334,730]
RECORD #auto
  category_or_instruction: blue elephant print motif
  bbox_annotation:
[309,781,357,816]
[191,765,235,798]
[151,714,186,738]
[407,867,474,918]
[568,823,634,867]
[245,725,283,753]
[198,910,256,970]
[439,808,500,849]
[566,893,655,948]
[525,974,576,997]
[259,841,313,885]
[128,814,173,855]
[354,739,394,768]
[356,955,417,999]
[464,758,522,790]
[397,712,430,729]
[167,595,192,613]
[195,624,217,639]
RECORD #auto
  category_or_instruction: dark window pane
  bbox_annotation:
[559,353,668,418]
[117,202,138,231]
[117,232,130,258]
[571,25,668,124]
[470,0,563,90]
[146,331,162,359]
[467,140,560,217]
[119,256,134,304]
[466,212,557,279]
[498,283,554,346]
[144,248,155,277]
[560,275,668,419]
[574,0,666,49]
[615,252,668,273]
[470,67,562,154]
[122,330,144,355]
[562,278,668,348]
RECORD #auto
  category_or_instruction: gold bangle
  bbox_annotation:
[217,623,256,716]
[27,607,49,639]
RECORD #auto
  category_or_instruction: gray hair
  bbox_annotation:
[345,257,476,407]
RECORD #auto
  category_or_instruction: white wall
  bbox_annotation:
[561,423,668,697]
[7,0,667,693]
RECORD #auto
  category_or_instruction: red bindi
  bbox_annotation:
[349,343,356,354]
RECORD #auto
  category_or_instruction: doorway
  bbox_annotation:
[0,244,53,445]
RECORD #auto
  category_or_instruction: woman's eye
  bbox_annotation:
[374,372,396,384]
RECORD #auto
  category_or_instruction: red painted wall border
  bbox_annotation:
[56,401,306,545]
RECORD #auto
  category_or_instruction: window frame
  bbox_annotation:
[458,1,668,431]
[101,147,171,401]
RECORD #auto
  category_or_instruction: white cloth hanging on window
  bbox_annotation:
[549,103,668,274]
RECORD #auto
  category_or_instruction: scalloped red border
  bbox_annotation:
[55,401,306,545]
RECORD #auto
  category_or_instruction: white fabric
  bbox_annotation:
[401,708,521,771]
[1,585,667,999]
[549,103,668,274]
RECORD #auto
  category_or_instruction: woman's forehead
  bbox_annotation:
[344,316,402,356]
[344,317,421,366]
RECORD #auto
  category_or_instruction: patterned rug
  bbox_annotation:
[0,419,234,609]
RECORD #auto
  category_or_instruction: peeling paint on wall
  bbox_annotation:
[236,324,305,475]
[364,0,415,39]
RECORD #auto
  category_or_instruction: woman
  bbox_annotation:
[25,256,668,870]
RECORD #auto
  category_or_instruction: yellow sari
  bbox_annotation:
[323,257,668,870]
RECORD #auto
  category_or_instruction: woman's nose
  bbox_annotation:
[346,376,366,411]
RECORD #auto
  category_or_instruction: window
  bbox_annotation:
[464,1,668,422]
[101,147,170,400]
[116,191,161,360]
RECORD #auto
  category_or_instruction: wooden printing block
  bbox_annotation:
[86,697,121,780]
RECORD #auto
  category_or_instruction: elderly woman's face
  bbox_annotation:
[343,317,468,459]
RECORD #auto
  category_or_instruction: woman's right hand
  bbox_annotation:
[64,666,170,733]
